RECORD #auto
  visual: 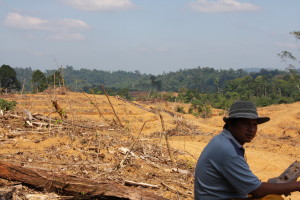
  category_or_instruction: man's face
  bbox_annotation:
[229,118,258,145]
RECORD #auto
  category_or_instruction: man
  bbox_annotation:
[194,100,300,200]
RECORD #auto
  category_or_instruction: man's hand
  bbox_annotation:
[251,181,300,198]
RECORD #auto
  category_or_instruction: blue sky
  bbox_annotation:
[0,0,299,74]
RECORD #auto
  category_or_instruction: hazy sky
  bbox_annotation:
[0,0,299,74]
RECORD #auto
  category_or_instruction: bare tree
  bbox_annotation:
[277,31,300,91]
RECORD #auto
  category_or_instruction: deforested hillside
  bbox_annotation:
[0,92,299,199]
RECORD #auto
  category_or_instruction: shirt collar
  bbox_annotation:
[222,128,243,149]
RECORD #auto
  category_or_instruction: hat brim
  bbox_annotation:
[223,116,270,124]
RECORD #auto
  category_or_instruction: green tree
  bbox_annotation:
[47,70,64,87]
[254,76,266,97]
[117,88,131,100]
[149,75,162,91]
[14,67,33,91]
[0,64,21,93]
[31,70,48,93]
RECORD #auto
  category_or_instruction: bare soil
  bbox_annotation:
[0,92,299,200]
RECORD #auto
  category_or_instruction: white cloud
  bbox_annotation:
[189,0,259,13]
[4,12,89,40]
[5,13,90,31]
[61,0,135,11]
[4,12,49,30]
[57,19,89,29]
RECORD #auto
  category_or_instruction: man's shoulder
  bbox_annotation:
[211,131,234,147]
[207,132,239,156]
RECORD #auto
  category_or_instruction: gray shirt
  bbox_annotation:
[194,129,261,200]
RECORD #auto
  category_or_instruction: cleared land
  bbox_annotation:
[0,92,299,199]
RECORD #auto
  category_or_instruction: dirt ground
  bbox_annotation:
[0,91,299,200]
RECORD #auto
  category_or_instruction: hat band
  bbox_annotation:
[229,109,258,116]
[228,113,259,119]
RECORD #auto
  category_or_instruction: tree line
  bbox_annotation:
[1,64,298,102]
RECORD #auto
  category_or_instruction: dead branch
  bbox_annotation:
[117,121,148,169]
[150,107,180,118]
[144,159,162,169]
[124,180,159,189]
[82,92,108,122]
[21,78,26,95]
[0,161,167,200]
[0,112,99,130]
[161,181,188,198]
[31,122,49,127]
[116,96,180,118]
[159,113,174,164]
[32,114,54,122]
[33,114,103,130]
[0,114,23,119]
[100,85,123,127]
[5,132,26,138]
[115,96,157,114]
[51,100,67,119]
[23,109,33,120]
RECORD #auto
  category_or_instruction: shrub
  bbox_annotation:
[0,99,17,111]
[255,98,273,107]
[176,106,186,114]
[200,105,212,118]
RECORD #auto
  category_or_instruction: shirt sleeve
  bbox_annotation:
[222,156,261,195]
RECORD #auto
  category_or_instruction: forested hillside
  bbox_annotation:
[12,66,299,109]
[14,66,293,91]
[14,66,151,92]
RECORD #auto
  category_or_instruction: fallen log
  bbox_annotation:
[0,161,168,200]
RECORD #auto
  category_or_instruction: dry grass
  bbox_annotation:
[0,92,299,199]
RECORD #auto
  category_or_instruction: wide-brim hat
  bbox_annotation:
[223,101,270,124]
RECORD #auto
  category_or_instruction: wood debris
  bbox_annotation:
[125,180,160,189]
[0,107,194,200]
[0,161,167,200]
[268,161,300,183]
